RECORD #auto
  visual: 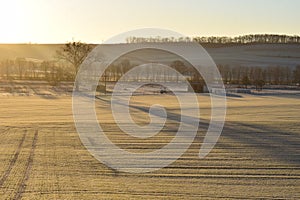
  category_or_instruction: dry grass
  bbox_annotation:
[0,94,299,199]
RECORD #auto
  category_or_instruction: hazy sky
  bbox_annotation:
[0,0,299,43]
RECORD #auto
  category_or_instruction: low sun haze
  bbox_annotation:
[0,0,299,43]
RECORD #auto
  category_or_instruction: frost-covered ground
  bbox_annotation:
[0,81,73,96]
[0,92,299,199]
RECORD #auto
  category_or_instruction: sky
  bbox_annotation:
[0,0,299,43]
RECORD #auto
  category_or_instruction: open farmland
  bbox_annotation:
[0,93,299,199]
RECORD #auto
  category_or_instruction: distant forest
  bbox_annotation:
[126,34,300,44]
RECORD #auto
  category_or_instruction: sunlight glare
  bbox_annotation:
[0,0,25,43]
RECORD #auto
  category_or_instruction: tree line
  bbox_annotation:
[218,65,300,89]
[126,34,300,44]
[0,58,74,84]
[1,57,299,87]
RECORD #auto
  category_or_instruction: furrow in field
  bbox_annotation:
[14,130,38,200]
[0,129,26,187]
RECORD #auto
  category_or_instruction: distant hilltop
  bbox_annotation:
[0,36,300,68]
[126,34,300,44]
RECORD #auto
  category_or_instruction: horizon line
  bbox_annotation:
[0,33,299,45]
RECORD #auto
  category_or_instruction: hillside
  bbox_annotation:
[0,43,300,67]
[0,44,63,61]
[205,43,300,67]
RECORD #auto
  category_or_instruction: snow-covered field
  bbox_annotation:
[0,93,299,199]
[0,81,73,96]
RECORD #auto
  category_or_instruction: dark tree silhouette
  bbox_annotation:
[170,60,186,82]
[56,41,93,90]
[294,65,300,85]
[254,79,265,91]
[56,41,93,74]
[242,75,251,89]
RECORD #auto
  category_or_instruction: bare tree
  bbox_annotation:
[56,41,93,74]
[15,58,26,79]
[171,60,185,82]
[242,75,251,89]
[294,65,300,85]
[56,41,93,90]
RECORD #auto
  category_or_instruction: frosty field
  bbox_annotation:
[0,94,299,199]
